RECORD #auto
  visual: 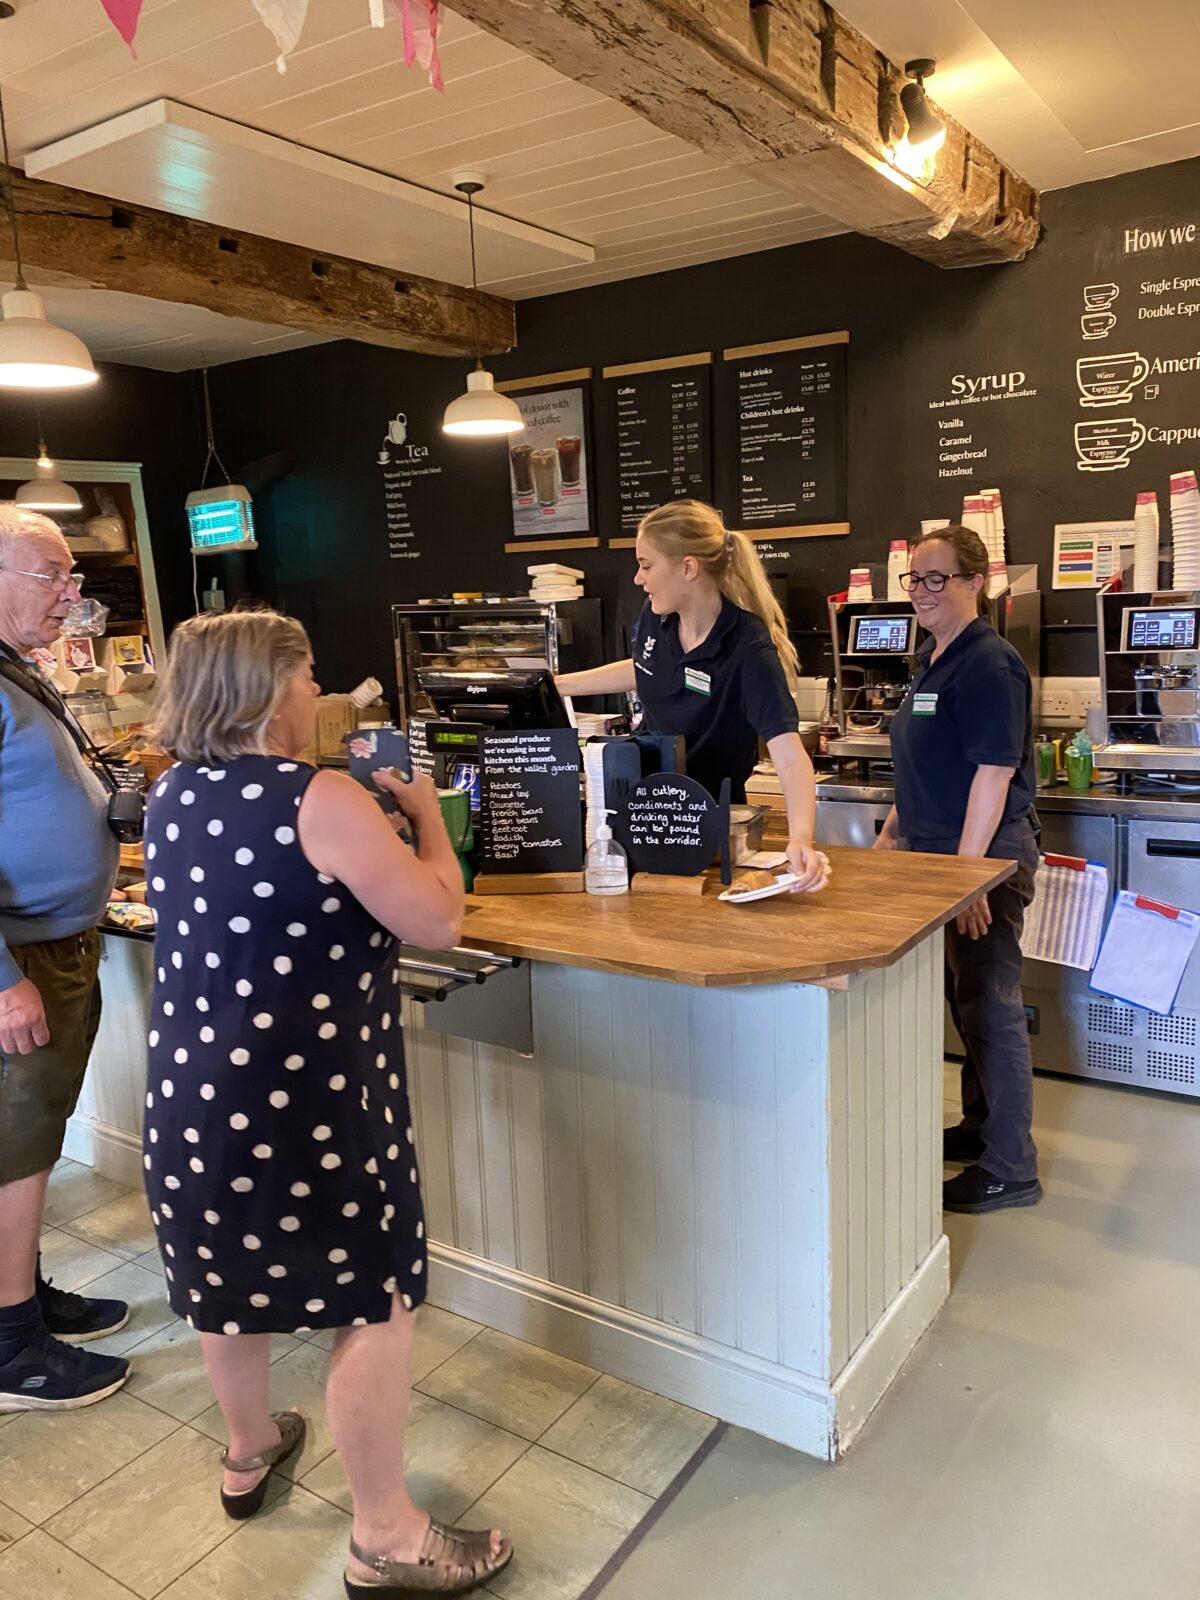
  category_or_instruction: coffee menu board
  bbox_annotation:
[478,729,583,875]
[603,354,713,533]
[613,772,725,877]
[723,332,849,536]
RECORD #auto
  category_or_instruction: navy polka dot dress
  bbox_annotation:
[141,755,427,1335]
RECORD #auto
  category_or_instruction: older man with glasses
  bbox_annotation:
[0,503,130,1413]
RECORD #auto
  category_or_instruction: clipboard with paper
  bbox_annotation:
[1020,853,1109,970]
[1089,891,1200,1016]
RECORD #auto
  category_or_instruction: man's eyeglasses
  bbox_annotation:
[899,571,970,594]
[0,566,85,594]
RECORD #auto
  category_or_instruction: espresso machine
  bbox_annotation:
[826,569,1042,770]
[827,600,917,763]
[1094,589,1200,776]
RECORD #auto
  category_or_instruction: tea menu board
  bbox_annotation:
[478,728,583,875]
[613,772,725,877]
[723,334,849,533]
[604,356,713,532]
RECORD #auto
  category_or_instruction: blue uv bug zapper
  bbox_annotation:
[186,485,258,553]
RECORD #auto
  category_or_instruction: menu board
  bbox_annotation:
[479,729,582,875]
[604,356,713,532]
[613,772,725,877]
[723,334,848,533]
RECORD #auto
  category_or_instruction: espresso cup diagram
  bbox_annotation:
[1076,352,1150,407]
[1075,416,1147,472]
[1083,283,1120,313]
[1081,311,1117,340]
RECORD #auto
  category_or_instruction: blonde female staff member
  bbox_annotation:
[557,500,824,890]
[874,525,1041,1215]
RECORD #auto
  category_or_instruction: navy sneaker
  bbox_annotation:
[0,1332,129,1412]
[943,1165,1042,1215]
[38,1277,129,1344]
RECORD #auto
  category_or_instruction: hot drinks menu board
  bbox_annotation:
[603,354,713,532]
[613,771,725,877]
[723,332,849,534]
[479,728,583,875]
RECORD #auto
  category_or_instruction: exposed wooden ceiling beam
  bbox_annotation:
[1,164,515,358]
[449,0,1040,268]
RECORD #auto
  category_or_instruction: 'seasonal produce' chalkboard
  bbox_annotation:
[723,333,849,536]
[604,355,713,533]
[613,771,725,877]
[479,728,583,876]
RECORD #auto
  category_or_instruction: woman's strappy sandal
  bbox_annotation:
[219,1410,307,1520]
[345,1519,513,1597]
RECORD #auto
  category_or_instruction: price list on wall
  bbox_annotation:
[722,334,848,534]
[604,356,713,533]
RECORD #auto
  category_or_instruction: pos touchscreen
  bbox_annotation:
[848,614,914,655]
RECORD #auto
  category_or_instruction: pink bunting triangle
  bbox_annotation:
[98,0,144,55]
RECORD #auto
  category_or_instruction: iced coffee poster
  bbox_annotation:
[506,383,593,540]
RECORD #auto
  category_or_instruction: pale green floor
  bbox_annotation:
[0,1163,714,1600]
[598,1067,1200,1600]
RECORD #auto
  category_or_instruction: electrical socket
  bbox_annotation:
[1041,688,1073,720]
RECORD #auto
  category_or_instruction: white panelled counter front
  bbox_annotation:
[80,847,1009,1460]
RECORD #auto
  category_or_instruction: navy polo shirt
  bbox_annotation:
[631,596,799,802]
[890,617,1035,844]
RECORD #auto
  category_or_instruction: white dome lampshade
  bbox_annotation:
[15,445,83,513]
[0,289,99,390]
[442,362,524,437]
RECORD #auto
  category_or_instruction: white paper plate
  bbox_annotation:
[719,873,804,903]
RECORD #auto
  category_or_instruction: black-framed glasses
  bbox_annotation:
[899,571,969,594]
[0,566,85,594]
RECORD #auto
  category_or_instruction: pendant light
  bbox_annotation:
[0,63,97,390]
[15,426,82,513]
[442,176,523,439]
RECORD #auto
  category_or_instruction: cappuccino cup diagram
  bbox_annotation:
[1076,352,1150,407]
[1075,416,1147,472]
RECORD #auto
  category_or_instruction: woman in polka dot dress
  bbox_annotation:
[143,612,510,1596]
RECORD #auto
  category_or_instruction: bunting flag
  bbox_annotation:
[250,0,312,73]
[98,0,145,55]
[370,0,444,93]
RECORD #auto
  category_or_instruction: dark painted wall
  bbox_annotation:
[0,363,201,630]
[25,154,1200,697]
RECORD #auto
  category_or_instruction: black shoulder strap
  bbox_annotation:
[0,645,114,787]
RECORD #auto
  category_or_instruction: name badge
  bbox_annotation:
[912,692,938,716]
[684,667,711,696]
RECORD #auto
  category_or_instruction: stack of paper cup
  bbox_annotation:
[886,540,908,601]
[920,518,951,537]
[847,566,873,602]
[961,495,987,542]
[1170,472,1200,589]
[1133,491,1160,593]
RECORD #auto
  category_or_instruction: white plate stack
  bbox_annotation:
[528,562,584,602]
[1169,473,1200,589]
[1133,491,1160,593]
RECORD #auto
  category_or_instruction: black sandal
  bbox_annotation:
[219,1409,306,1520]
[345,1520,513,1596]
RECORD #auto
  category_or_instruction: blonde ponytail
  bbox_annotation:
[637,499,799,691]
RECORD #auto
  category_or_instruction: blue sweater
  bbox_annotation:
[0,675,118,989]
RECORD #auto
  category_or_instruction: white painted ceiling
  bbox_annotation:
[836,0,1200,192]
[1,0,1199,369]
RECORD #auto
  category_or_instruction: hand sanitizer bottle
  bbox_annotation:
[586,809,629,896]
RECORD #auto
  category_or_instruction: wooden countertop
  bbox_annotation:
[460,846,1015,988]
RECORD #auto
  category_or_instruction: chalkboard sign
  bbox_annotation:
[479,728,582,875]
[604,356,713,532]
[723,333,848,535]
[613,772,725,877]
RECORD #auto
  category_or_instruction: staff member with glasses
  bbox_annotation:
[0,506,130,1414]
[874,524,1041,1215]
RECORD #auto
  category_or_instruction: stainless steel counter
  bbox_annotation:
[813,777,1200,1100]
